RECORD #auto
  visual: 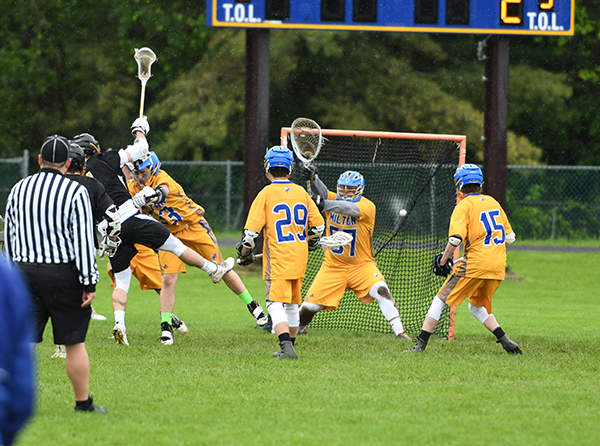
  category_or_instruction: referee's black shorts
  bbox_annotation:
[110,213,172,274]
[17,262,91,345]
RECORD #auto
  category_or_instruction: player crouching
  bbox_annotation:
[404,164,522,354]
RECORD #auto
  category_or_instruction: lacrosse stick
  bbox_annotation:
[134,47,157,118]
[290,117,323,189]
[250,231,354,262]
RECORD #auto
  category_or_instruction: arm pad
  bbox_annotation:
[118,138,149,167]
[154,185,168,205]
[448,235,462,246]
[104,204,121,237]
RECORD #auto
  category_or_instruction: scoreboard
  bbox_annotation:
[206,0,575,35]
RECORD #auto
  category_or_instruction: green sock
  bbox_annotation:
[161,312,173,325]
[238,290,253,305]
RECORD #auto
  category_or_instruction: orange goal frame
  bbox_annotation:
[280,126,467,340]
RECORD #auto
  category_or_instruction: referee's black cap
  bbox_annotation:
[41,135,70,163]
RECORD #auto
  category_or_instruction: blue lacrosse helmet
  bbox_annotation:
[454,163,483,191]
[134,151,161,177]
[264,146,294,175]
[337,171,365,202]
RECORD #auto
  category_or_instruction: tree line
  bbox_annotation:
[1,0,599,166]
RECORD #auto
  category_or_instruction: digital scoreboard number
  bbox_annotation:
[206,0,575,35]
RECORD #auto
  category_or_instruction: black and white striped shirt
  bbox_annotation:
[4,168,99,290]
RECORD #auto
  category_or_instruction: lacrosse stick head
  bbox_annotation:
[337,171,365,202]
[290,117,323,165]
[320,231,354,249]
[134,47,157,86]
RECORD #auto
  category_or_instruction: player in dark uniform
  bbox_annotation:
[72,117,234,345]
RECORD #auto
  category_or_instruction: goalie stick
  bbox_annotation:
[289,117,323,189]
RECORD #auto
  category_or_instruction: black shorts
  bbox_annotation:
[110,213,172,273]
[17,262,91,345]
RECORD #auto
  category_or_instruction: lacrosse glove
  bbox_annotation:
[300,164,317,182]
[131,116,150,136]
[235,242,255,266]
[433,253,453,277]
[132,186,156,208]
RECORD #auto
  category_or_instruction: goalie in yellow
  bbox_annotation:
[404,163,522,354]
[236,146,325,359]
[297,166,412,341]
[127,151,269,345]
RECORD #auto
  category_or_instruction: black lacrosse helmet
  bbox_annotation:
[72,133,101,156]
[68,142,86,172]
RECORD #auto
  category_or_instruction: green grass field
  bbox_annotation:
[15,248,600,446]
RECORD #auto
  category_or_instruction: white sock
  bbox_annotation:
[378,298,404,335]
[201,261,217,275]
[114,310,125,325]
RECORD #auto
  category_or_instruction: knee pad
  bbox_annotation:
[158,235,187,257]
[284,304,299,328]
[300,301,323,314]
[266,301,287,328]
[114,267,132,293]
[426,296,446,321]
[368,281,393,302]
[468,303,492,324]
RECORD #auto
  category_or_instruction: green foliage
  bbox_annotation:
[3,2,600,165]
[15,250,600,445]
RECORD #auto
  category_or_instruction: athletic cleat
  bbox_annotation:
[171,314,188,334]
[210,257,235,283]
[248,300,268,326]
[273,340,298,359]
[497,334,523,354]
[51,344,66,359]
[396,331,412,341]
[160,322,174,345]
[112,322,129,346]
[91,306,107,321]
[403,336,427,353]
[74,397,108,414]
[297,325,308,335]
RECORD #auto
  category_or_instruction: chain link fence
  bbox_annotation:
[2,155,600,240]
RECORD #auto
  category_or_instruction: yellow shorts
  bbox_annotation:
[177,220,223,262]
[304,261,385,310]
[266,278,304,305]
[438,275,501,314]
[108,244,186,291]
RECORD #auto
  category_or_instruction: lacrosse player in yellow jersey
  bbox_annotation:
[404,163,522,354]
[127,152,269,344]
[236,146,325,359]
[297,166,412,341]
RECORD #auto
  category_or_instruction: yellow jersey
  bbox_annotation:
[128,170,205,234]
[245,180,324,280]
[323,191,376,266]
[450,193,513,280]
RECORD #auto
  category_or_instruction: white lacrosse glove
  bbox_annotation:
[131,116,150,136]
[119,137,149,166]
[98,235,121,259]
[132,186,156,208]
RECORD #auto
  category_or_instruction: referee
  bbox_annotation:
[3,135,107,413]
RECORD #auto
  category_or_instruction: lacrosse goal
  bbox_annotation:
[280,127,466,339]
